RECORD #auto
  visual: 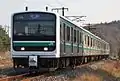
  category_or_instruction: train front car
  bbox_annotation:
[11,12,60,70]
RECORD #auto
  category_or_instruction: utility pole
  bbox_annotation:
[84,23,96,35]
[52,7,68,16]
[65,16,86,27]
[86,24,96,31]
[65,16,86,22]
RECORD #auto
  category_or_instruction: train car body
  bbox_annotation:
[11,11,110,70]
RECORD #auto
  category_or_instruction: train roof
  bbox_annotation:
[58,13,109,44]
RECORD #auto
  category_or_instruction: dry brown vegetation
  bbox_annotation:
[0,52,12,69]
[73,73,102,81]
[101,60,120,78]
[72,60,120,81]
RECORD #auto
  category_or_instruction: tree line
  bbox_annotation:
[0,25,10,52]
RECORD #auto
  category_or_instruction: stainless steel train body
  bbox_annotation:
[11,11,110,69]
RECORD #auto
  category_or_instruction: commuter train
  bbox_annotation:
[11,11,110,70]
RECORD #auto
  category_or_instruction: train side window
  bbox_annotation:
[84,35,85,44]
[74,29,76,43]
[95,40,96,48]
[108,45,109,50]
[98,41,99,48]
[80,32,82,43]
[89,37,91,47]
[63,23,66,53]
[60,24,62,39]
[77,30,79,53]
[77,30,79,43]
[93,39,95,47]
[93,39,94,47]
[85,35,87,44]
[71,27,73,53]
[91,38,92,47]
[88,36,89,47]
[71,27,73,42]
[100,42,101,49]
[96,40,97,48]
[63,23,65,41]
[67,26,70,42]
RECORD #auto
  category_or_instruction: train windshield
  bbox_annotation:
[13,12,56,41]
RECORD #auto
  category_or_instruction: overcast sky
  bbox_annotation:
[0,0,120,26]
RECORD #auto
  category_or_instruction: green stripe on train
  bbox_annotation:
[62,43,100,50]
[13,42,55,46]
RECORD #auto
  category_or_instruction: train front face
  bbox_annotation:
[11,12,59,68]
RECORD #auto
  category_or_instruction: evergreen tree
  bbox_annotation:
[0,25,10,52]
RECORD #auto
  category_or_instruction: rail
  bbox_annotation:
[0,73,29,81]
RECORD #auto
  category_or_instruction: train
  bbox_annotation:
[11,11,110,70]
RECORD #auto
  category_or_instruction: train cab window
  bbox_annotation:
[74,29,76,43]
[67,26,70,41]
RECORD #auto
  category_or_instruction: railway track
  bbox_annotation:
[0,73,29,81]
[0,59,108,81]
[0,67,51,81]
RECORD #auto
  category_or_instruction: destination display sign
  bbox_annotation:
[13,12,56,20]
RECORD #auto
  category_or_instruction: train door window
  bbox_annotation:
[60,24,62,39]
[77,30,79,53]
[96,41,98,49]
[89,37,91,47]
[77,30,79,43]
[67,26,70,42]
[80,32,82,44]
[84,35,85,44]
[71,27,73,53]
[63,23,65,41]
[93,39,94,47]
[63,23,66,53]
[94,40,96,48]
[100,42,101,49]
[91,38,92,47]
[85,35,87,45]
[74,29,76,43]
[99,41,100,49]
[98,41,99,49]
[107,45,109,50]
[88,36,89,47]
[65,26,67,41]
[96,40,98,48]
[71,27,73,42]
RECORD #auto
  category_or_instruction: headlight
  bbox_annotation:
[21,47,25,50]
[44,47,48,51]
